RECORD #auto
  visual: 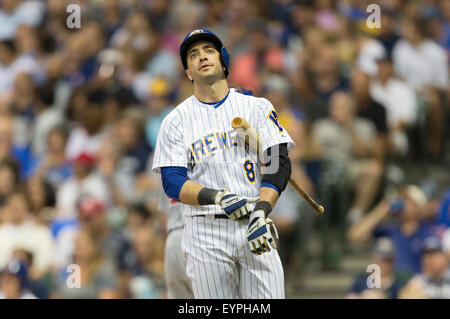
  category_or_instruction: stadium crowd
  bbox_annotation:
[0,0,449,299]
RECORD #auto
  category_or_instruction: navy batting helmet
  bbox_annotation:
[179,29,230,77]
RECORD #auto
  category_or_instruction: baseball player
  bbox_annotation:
[152,29,294,299]
[158,190,193,298]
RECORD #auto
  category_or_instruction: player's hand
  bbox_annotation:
[215,188,259,220]
[247,210,278,255]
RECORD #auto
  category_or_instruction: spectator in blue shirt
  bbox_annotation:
[346,237,404,299]
[348,185,435,277]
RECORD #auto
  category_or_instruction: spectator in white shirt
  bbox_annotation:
[371,55,419,157]
[0,0,46,41]
[0,39,44,96]
[56,152,110,219]
[0,190,55,277]
[392,17,449,158]
[65,90,109,162]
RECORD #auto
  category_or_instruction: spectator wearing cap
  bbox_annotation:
[53,195,131,275]
[370,54,418,157]
[399,236,450,299]
[55,152,110,218]
[0,259,37,299]
[346,237,403,299]
[348,185,435,277]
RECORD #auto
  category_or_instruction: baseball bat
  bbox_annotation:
[232,117,325,216]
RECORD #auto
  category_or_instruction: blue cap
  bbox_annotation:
[179,29,229,77]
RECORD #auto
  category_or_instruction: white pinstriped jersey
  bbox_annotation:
[152,88,294,216]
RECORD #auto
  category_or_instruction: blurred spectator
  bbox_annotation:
[230,19,285,94]
[290,65,328,123]
[309,39,349,105]
[0,39,43,95]
[355,32,387,77]
[351,68,388,156]
[0,114,37,178]
[65,90,109,161]
[145,77,174,150]
[125,203,154,239]
[115,109,152,175]
[370,55,418,157]
[95,139,130,204]
[121,225,166,299]
[346,237,404,299]
[54,195,130,270]
[399,236,450,299]
[31,126,72,188]
[30,82,64,157]
[53,230,118,299]
[376,7,401,57]
[392,17,449,158]
[0,0,46,41]
[0,259,37,299]
[393,17,449,92]
[348,185,435,277]
[56,152,110,218]
[312,91,381,224]
[435,189,450,227]
[26,176,56,226]
[0,189,55,277]
[0,158,20,205]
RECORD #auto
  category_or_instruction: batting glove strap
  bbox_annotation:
[215,188,259,221]
[247,211,278,255]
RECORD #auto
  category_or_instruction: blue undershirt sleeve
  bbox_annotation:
[161,166,189,201]
[260,182,280,195]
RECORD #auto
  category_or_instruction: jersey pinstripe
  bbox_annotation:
[152,88,294,217]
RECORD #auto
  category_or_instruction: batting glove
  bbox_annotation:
[215,188,259,221]
[247,210,279,255]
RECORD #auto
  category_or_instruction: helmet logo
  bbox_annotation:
[189,29,204,36]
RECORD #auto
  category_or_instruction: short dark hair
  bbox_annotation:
[0,40,16,55]
[128,202,153,220]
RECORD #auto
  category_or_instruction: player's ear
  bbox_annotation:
[186,69,193,81]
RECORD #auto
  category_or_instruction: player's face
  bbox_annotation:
[186,41,224,83]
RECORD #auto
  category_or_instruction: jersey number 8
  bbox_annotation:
[243,159,256,183]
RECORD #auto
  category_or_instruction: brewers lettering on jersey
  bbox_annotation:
[152,29,294,299]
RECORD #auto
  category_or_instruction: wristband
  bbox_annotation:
[253,201,272,218]
[198,187,219,205]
